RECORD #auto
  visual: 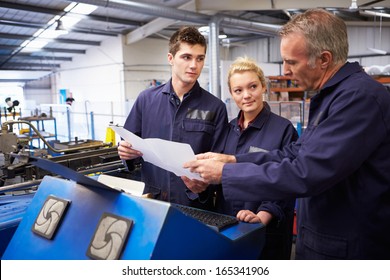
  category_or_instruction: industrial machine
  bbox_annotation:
[1,120,266,260]
[1,120,130,190]
[3,175,265,260]
[0,119,137,257]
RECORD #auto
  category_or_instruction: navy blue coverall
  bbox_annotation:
[221,62,390,259]
[124,79,228,210]
[219,105,298,259]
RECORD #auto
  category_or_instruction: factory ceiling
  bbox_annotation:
[0,0,389,82]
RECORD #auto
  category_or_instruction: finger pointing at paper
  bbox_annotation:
[183,158,225,185]
[195,152,237,163]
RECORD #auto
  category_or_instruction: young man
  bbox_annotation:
[118,26,228,210]
[184,9,390,259]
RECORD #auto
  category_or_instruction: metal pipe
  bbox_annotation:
[67,106,71,141]
[90,111,95,140]
[69,0,281,35]
[0,179,42,193]
[2,120,112,154]
[77,162,126,175]
[71,0,210,24]
[209,16,222,99]
[220,16,281,36]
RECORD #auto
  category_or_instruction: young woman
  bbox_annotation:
[218,56,298,259]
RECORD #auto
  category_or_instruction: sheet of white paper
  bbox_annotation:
[97,174,145,196]
[111,126,202,180]
[110,126,165,168]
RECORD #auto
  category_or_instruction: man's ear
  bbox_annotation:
[320,51,332,69]
[168,53,173,65]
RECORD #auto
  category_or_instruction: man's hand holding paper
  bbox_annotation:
[117,140,143,161]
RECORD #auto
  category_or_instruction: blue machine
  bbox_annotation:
[2,176,265,260]
[0,192,35,256]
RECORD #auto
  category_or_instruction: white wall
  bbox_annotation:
[36,35,127,141]
[122,37,171,101]
[226,26,390,68]
[23,75,55,113]
[56,35,125,103]
[19,25,389,142]
[32,25,389,108]
[121,37,210,101]
[23,88,52,106]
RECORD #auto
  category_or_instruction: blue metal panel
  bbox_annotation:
[0,193,35,257]
[2,176,265,260]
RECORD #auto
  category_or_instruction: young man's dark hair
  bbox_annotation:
[169,26,207,56]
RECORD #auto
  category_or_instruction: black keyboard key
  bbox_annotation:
[172,204,238,231]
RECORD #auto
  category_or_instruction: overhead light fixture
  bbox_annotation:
[198,26,228,39]
[198,26,209,36]
[367,14,387,55]
[55,20,66,31]
[363,10,390,18]
[368,48,387,55]
[65,2,97,15]
[349,0,358,10]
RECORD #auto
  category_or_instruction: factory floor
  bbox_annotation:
[291,240,296,260]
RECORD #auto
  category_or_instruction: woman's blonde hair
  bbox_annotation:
[228,56,267,91]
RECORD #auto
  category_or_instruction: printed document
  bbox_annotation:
[110,126,202,180]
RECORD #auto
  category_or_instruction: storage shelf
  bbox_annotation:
[268,76,292,80]
[270,87,304,92]
[373,76,390,84]
[18,117,57,149]
[267,76,304,101]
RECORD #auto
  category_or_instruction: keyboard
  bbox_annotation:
[172,204,238,232]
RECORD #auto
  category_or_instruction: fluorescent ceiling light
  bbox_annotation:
[61,16,81,29]
[368,47,387,55]
[59,2,98,29]
[17,2,97,54]
[198,26,228,39]
[40,29,65,39]
[363,10,390,18]
[198,26,209,36]
[65,2,97,15]
[24,40,49,49]
[349,0,358,10]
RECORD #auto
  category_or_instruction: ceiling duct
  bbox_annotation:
[69,0,281,36]
[71,0,210,24]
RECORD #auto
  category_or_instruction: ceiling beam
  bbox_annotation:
[0,2,143,27]
[126,0,197,44]
[0,54,72,62]
[1,61,60,69]
[41,47,86,54]
[0,44,86,54]
[75,0,281,44]
[0,19,119,37]
[196,0,390,10]
[0,32,100,46]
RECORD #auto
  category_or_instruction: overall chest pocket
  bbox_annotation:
[182,120,215,152]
